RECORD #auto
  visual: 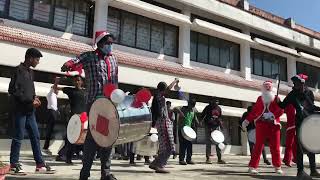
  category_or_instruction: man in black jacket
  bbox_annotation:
[277,74,320,179]
[8,48,55,174]
[200,99,226,164]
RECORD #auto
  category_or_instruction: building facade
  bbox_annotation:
[0,0,320,155]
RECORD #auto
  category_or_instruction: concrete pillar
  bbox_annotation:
[287,46,297,86]
[179,9,191,68]
[241,102,251,155]
[240,29,251,80]
[93,0,109,37]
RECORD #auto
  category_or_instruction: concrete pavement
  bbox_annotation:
[2,154,320,180]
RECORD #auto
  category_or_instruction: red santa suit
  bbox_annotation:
[283,104,297,166]
[243,81,284,170]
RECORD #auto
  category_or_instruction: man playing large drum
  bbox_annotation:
[61,31,118,180]
[242,81,284,175]
[277,74,320,179]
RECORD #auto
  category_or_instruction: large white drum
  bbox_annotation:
[247,129,256,144]
[211,130,225,144]
[89,96,152,148]
[67,114,88,144]
[299,114,320,153]
[181,126,197,141]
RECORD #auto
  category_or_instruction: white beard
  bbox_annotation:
[261,91,274,105]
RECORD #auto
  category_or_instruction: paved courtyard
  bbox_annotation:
[2,154,320,180]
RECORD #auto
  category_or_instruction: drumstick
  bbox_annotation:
[276,72,280,98]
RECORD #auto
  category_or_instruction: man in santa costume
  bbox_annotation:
[283,104,297,167]
[242,80,284,175]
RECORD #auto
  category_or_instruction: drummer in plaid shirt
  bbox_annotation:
[61,31,118,180]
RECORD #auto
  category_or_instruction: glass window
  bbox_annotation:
[150,21,164,53]
[164,25,178,56]
[32,0,52,24]
[190,31,240,70]
[107,7,178,57]
[9,0,31,21]
[209,37,219,66]
[53,0,70,31]
[107,8,121,42]
[251,49,287,80]
[72,1,88,36]
[190,31,197,61]
[136,16,151,50]
[0,0,6,13]
[297,62,320,89]
[197,33,209,64]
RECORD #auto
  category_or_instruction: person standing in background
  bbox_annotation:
[43,77,60,155]
[200,99,226,164]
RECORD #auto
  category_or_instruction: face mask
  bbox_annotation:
[101,44,112,55]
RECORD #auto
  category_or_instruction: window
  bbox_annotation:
[107,7,179,57]
[191,31,240,70]
[297,62,320,89]
[1,0,93,37]
[251,49,287,81]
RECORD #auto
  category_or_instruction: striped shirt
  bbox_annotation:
[66,50,118,102]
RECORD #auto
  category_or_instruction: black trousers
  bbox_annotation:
[296,124,317,173]
[179,130,192,162]
[205,126,222,160]
[43,109,59,150]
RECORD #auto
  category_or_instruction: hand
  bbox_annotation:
[61,65,69,72]
[33,97,41,108]
[241,120,249,130]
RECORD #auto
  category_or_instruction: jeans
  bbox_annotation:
[178,130,192,162]
[43,109,58,150]
[10,111,44,165]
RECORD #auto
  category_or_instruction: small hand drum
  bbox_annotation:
[211,130,225,144]
[67,114,88,144]
[299,114,320,153]
[181,126,197,141]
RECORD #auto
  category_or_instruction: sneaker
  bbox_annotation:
[66,160,74,165]
[297,171,313,180]
[179,161,187,165]
[42,149,52,156]
[310,170,320,177]
[10,163,26,175]
[186,160,196,165]
[218,160,226,164]
[206,159,213,164]
[149,164,158,171]
[248,167,259,175]
[275,168,283,175]
[282,160,291,167]
[155,168,170,173]
[35,164,56,174]
[55,155,66,162]
[264,160,271,165]
[101,174,118,180]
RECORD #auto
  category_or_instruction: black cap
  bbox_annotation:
[25,48,43,59]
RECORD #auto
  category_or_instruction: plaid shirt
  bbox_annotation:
[66,50,118,102]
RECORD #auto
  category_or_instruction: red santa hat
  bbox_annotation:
[263,80,273,91]
[95,31,111,45]
[291,74,308,83]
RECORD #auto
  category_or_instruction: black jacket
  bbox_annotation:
[8,63,35,114]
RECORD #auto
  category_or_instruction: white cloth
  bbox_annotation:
[47,88,58,111]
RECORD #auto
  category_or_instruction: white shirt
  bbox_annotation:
[47,88,58,111]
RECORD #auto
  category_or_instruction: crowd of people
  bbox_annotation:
[6,30,320,180]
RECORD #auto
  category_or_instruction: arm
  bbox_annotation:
[200,106,209,122]
[61,52,88,72]
[273,97,284,119]
[277,92,292,109]
[193,108,199,125]
[173,107,185,119]
[8,68,33,104]
[245,97,263,123]
[165,78,179,93]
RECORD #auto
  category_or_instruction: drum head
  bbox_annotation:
[248,129,256,144]
[211,130,225,144]
[89,98,120,148]
[182,126,197,140]
[299,114,320,153]
[67,115,81,144]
